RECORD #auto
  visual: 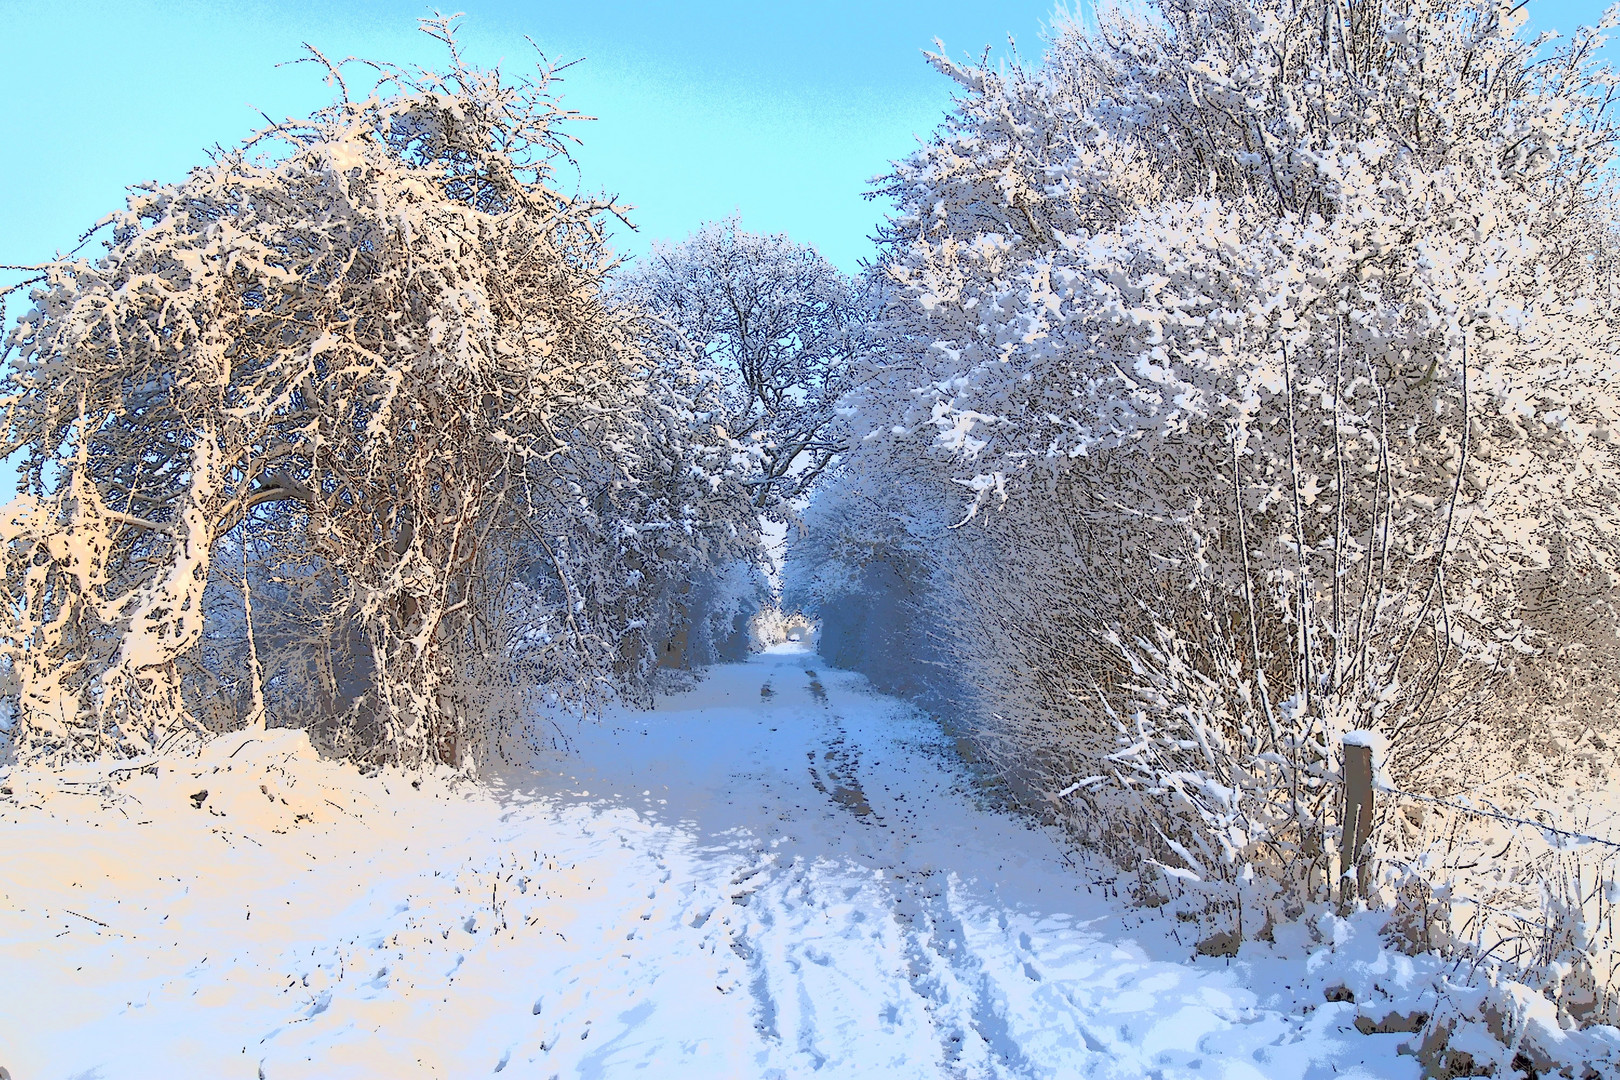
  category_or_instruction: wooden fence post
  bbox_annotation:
[1340,739,1375,908]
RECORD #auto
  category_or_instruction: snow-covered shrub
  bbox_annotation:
[843,0,1620,943]
[644,559,771,670]
[0,19,758,765]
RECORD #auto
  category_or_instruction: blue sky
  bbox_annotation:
[1,1,1615,283]
[0,0,1076,279]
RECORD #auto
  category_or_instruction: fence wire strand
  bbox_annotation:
[1377,785,1620,851]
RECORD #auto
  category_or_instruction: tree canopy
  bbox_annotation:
[617,216,864,514]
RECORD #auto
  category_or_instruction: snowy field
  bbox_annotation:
[0,646,1492,1078]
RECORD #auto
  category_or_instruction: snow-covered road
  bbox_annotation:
[1,646,1424,1078]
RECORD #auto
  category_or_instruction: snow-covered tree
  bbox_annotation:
[0,19,758,765]
[617,216,864,514]
[831,0,1620,915]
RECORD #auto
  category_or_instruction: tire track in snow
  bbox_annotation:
[634,651,1387,1080]
[721,656,1052,1077]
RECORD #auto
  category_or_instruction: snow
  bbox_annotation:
[1,646,1456,1078]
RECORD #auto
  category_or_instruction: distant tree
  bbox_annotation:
[617,216,863,514]
[0,18,758,765]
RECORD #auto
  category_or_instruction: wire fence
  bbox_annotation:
[1377,785,1620,852]
[1336,738,1620,901]
[1337,736,1620,1030]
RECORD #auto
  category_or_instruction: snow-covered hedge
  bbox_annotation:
[783,467,963,718]
[809,0,1620,1030]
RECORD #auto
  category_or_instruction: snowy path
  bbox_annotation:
[0,646,1421,1078]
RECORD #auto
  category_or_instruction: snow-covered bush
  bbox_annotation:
[1398,802,1620,1031]
[644,559,771,670]
[835,0,1620,945]
[0,19,758,765]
